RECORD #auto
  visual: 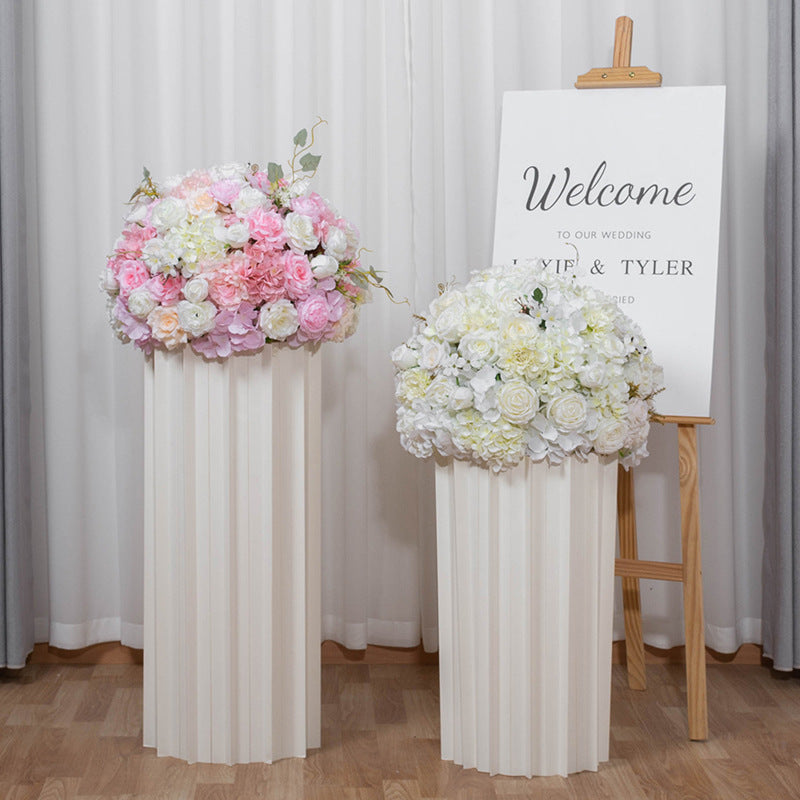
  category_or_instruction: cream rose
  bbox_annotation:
[183,277,209,303]
[147,306,187,349]
[151,197,188,231]
[547,392,588,432]
[497,379,538,425]
[310,254,339,278]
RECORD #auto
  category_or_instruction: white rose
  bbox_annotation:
[419,339,448,370]
[594,417,628,454]
[214,221,251,248]
[127,287,157,319]
[259,299,300,340]
[433,303,466,343]
[177,300,217,337]
[323,226,348,261]
[547,392,588,432]
[232,185,269,216]
[600,334,626,360]
[458,331,497,367]
[449,386,474,411]
[283,212,319,251]
[310,254,339,278]
[497,379,538,425]
[391,344,419,370]
[151,197,188,231]
[579,360,607,389]
[183,277,209,303]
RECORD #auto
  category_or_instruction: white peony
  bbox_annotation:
[232,185,269,216]
[258,299,300,340]
[151,197,188,231]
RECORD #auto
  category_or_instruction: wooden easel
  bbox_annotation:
[576,16,712,742]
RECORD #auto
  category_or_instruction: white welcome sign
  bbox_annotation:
[493,87,726,416]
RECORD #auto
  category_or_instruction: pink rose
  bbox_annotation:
[247,208,287,248]
[245,254,287,304]
[283,252,315,300]
[207,263,249,308]
[117,260,150,297]
[296,292,332,340]
[210,179,242,206]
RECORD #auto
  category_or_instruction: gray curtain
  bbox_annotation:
[0,0,33,669]
[763,0,800,672]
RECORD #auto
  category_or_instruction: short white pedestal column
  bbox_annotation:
[143,346,321,764]
[435,455,618,777]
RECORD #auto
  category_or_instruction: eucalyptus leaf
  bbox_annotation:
[299,153,322,172]
[293,128,308,147]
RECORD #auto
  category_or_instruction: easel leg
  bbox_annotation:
[678,424,708,741]
[617,465,646,690]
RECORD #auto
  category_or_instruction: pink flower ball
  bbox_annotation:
[283,252,315,300]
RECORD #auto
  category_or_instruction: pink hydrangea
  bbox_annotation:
[191,303,264,359]
[245,254,287,304]
[114,297,154,353]
[117,224,156,255]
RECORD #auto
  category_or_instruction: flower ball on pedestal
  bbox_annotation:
[393,261,663,776]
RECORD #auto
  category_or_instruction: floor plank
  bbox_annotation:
[0,663,797,799]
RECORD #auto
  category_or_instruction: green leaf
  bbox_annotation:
[532,287,544,303]
[299,153,322,173]
[267,162,284,182]
[293,128,308,147]
[143,166,151,180]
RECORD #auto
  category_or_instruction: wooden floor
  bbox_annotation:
[1,662,799,799]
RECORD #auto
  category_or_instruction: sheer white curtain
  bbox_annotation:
[24,0,767,654]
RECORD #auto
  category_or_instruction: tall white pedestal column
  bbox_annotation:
[143,346,321,764]
[435,455,618,777]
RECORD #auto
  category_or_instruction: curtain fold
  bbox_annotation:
[762,0,799,672]
[21,0,768,656]
[0,0,34,669]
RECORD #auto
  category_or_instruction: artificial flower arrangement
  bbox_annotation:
[392,260,664,472]
[101,120,384,359]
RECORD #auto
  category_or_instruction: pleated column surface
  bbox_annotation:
[435,455,618,778]
[143,346,321,765]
